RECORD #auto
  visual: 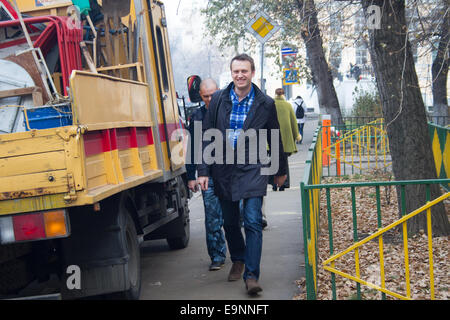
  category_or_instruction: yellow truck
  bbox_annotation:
[0,0,190,299]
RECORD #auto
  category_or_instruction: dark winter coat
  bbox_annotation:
[197,82,288,202]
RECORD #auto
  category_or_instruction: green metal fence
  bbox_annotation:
[300,127,322,299]
[301,121,450,300]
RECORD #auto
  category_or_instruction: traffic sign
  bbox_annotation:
[245,11,280,43]
[281,46,298,69]
[281,47,298,56]
[283,68,300,85]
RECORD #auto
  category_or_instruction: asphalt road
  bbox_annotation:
[139,117,319,300]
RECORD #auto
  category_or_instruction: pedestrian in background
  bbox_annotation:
[197,54,287,295]
[186,78,227,271]
[292,95,306,144]
[271,88,301,191]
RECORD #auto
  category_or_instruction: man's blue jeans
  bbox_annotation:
[202,178,227,263]
[220,197,263,280]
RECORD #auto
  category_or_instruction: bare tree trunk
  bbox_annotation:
[362,0,450,236]
[431,5,449,125]
[295,0,344,126]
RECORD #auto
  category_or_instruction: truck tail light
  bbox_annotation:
[13,213,46,242]
[0,216,15,244]
[0,210,69,244]
[43,210,68,238]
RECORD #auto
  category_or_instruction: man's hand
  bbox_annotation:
[197,176,209,191]
[273,175,287,188]
[296,134,302,142]
[188,180,199,192]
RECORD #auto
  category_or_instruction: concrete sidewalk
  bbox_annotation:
[139,119,319,300]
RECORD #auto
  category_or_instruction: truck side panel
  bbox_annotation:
[0,129,69,201]
[70,71,153,130]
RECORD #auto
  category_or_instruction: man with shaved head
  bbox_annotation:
[186,78,227,271]
[198,78,218,109]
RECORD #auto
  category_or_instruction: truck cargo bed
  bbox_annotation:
[0,71,164,216]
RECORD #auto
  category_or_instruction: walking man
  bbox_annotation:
[292,95,306,144]
[186,78,227,271]
[197,54,287,295]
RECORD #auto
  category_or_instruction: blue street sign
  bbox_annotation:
[281,47,298,56]
[283,68,300,85]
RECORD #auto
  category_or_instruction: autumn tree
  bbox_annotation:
[402,0,449,122]
[294,0,343,125]
[361,0,450,236]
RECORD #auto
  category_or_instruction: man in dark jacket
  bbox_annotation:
[197,54,287,295]
[186,79,226,271]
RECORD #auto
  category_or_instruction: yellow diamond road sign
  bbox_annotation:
[252,16,273,38]
[245,12,280,43]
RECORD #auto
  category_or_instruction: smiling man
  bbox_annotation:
[197,53,287,296]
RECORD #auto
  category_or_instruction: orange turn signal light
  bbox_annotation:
[43,210,68,238]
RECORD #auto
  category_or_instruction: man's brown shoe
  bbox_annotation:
[245,278,263,295]
[228,261,244,281]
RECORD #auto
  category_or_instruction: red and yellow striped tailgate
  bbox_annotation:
[83,126,160,192]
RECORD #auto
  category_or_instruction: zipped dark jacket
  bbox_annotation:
[197,82,287,202]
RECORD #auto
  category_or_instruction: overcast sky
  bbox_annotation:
[164,0,208,45]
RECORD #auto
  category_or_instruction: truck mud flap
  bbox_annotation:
[60,264,128,299]
[59,196,133,298]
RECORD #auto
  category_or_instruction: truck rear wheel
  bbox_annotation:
[108,207,141,300]
[123,210,141,299]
